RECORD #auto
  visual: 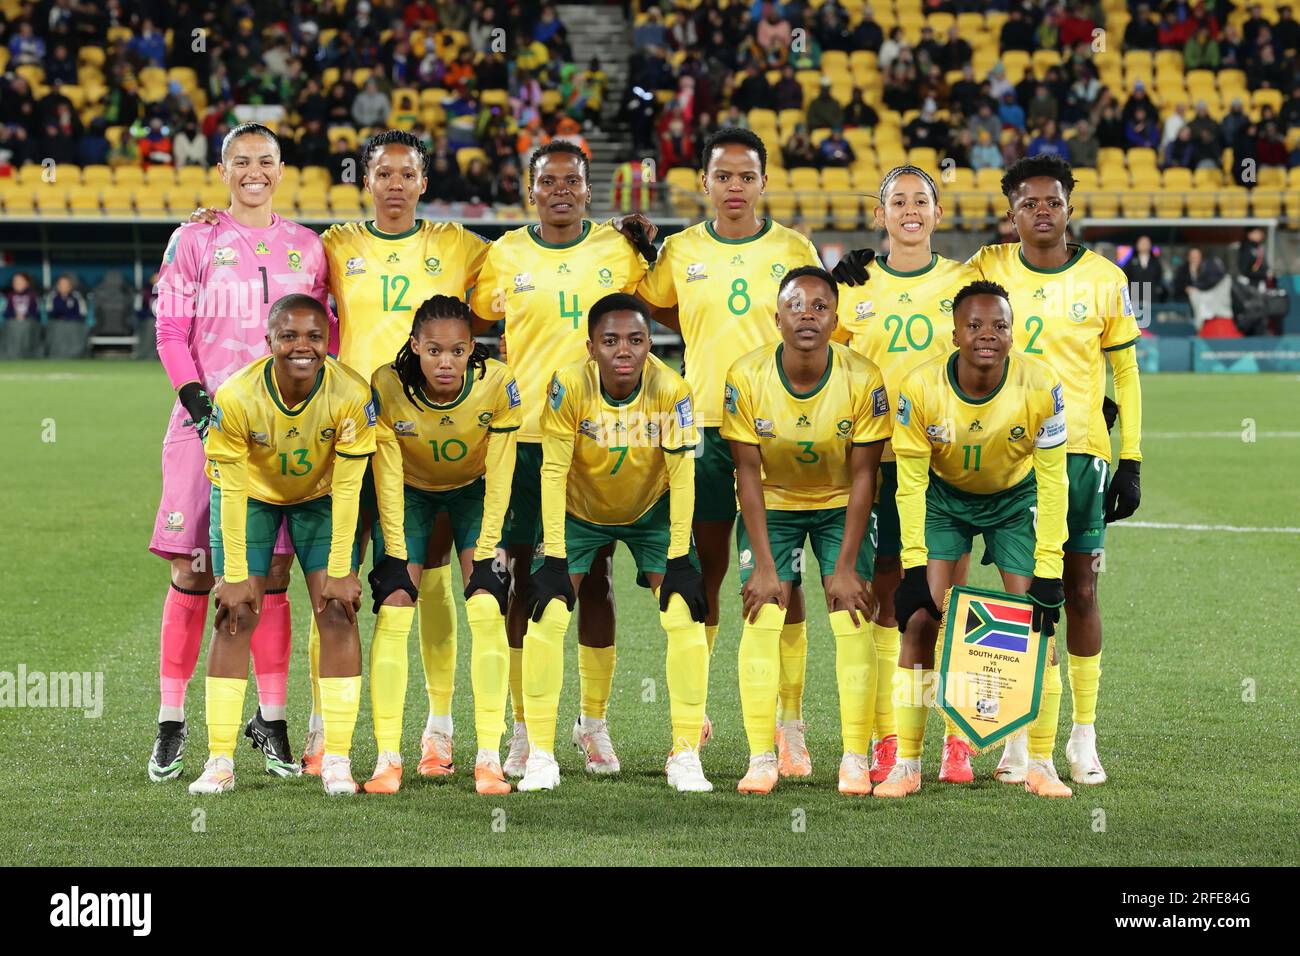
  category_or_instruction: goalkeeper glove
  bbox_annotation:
[894,564,939,631]
[830,248,876,287]
[1101,395,1119,432]
[622,218,658,265]
[659,555,707,622]
[527,556,575,622]
[366,555,418,614]
[465,556,511,616]
[1026,576,1065,638]
[1104,458,1141,523]
[178,381,213,441]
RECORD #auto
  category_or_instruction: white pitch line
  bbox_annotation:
[1115,521,1300,534]
[1144,431,1300,438]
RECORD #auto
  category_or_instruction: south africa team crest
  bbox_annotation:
[286,249,302,272]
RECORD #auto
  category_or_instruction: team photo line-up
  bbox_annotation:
[147,119,1142,800]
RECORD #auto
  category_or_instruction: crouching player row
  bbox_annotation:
[516,293,714,793]
[189,295,375,795]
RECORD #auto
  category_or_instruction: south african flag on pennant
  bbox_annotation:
[936,585,1050,750]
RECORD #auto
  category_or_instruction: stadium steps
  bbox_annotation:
[557,3,631,213]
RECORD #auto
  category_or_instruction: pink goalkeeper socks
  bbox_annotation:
[159,586,209,722]
[250,590,291,721]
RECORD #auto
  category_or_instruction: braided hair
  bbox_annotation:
[877,164,940,205]
[392,295,490,408]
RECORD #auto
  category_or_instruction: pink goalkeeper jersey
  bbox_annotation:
[154,210,334,440]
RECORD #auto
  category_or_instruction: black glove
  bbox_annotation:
[1101,395,1119,432]
[465,556,511,616]
[659,555,707,622]
[894,564,939,631]
[527,555,575,622]
[178,381,213,441]
[623,218,658,265]
[1104,458,1141,523]
[830,247,876,287]
[1026,576,1065,638]
[366,555,418,614]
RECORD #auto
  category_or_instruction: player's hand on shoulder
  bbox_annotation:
[825,568,877,627]
[527,556,574,622]
[894,564,939,631]
[742,563,786,623]
[466,554,511,616]
[367,555,418,614]
[186,207,221,225]
[1026,576,1065,637]
[659,555,707,622]
[1104,459,1141,523]
[830,248,876,287]
[611,213,659,263]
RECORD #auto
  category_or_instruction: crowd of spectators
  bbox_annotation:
[1,269,156,331]
[1,1,604,208]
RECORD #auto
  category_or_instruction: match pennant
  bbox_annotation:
[936,586,1050,751]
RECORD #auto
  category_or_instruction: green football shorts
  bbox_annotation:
[736,506,875,584]
[693,427,738,523]
[371,478,486,565]
[926,472,1037,578]
[210,487,333,578]
[1065,453,1108,554]
[504,441,543,548]
[534,493,697,581]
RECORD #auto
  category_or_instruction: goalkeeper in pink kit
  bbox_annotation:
[147,123,334,782]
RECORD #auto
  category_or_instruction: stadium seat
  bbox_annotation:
[957,192,989,222]
[17,164,48,186]
[1032,49,1061,76]
[1217,189,1249,218]
[1184,192,1216,217]
[975,167,1003,193]
[177,165,206,187]
[764,190,797,222]
[329,185,365,216]
[1193,167,1223,190]
[300,167,331,190]
[1120,191,1152,219]
[1153,192,1183,218]
[947,167,975,192]
[1250,190,1284,218]
[102,186,134,215]
[456,147,488,173]
[1162,168,1192,192]
[830,193,860,230]
[67,185,100,216]
[136,189,170,217]
[906,147,938,173]
[666,167,699,217]
[144,165,176,187]
[1285,192,1300,228]
[1086,191,1120,218]
[198,185,229,210]
[296,186,331,218]
[1072,168,1098,190]
[1257,166,1286,189]
[777,108,804,136]
[114,167,144,187]
[82,165,112,186]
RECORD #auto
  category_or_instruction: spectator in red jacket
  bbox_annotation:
[1059,4,1096,48]
[1158,10,1195,49]
[659,114,695,171]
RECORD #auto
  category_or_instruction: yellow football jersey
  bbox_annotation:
[836,253,981,462]
[370,358,522,492]
[323,219,489,379]
[206,356,377,504]
[540,353,697,545]
[967,242,1140,462]
[892,351,1066,495]
[636,218,822,427]
[469,220,647,442]
[721,341,891,510]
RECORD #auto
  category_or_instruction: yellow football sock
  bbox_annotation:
[369,604,414,752]
[578,644,616,720]
[894,667,930,761]
[206,676,247,761]
[872,623,899,740]
[320,675,362,756]
[738,603,785,756]
[509,646,525,722]
[308,617,321,717]
[704,623,719,655]
[418,566,457,717]
[1029,654,1063,761]
[777,619,807,722]
[661,594,709,751]
[830,611,876,755]
[1068,651,1101,726]
[466,593,510,751]
[522,600,572,754]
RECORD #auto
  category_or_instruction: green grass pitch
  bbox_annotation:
[0,361,1296,866]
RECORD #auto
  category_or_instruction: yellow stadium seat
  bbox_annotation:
[1153,192,1183,217]
[82,164,112,186]
[1182,191,1214,217]
[821,168,851,192]
[1162,168,1192,191]
[764,190,797,222]
[1123,50,1154,74]
[1072,168,1098,190]
[975,167,1003,193]
[1086,191,1120,218]
[1032,49,1061,76]
[1120,191,1152,219]
[831,194,861,230]
[106,25,133,44]
[1217,189,1249,217]
[947,167,975,192]
[2,186,37,216]
[300,167,331,190]
[136,189,170,216]
[1251,190,1283,218]
[749,107,777,130]
[1002,50,1029,85]
[1257,166,1286,189]
[17,164,48,186]
[144,165,176,186]
[957,192,989,222]
[78,45,105,68]
[907,147,938,172]
[114,166,144,187]
[1193,167,1223,190]
[822,50,848,73]
[1284,192,1300,228]
[296,186,330,218]
[850,50,878,72]
[1252,89,1283,113]
[777,108,804,135]
[1218,69,1248,95]
[329,184,365,216]
[1155,49,1184,72]
[1127,147,1158,171]
[102,186,134,215]
[67,185,100,215]
[666,167,699,218]
[197,185,229,210]
[456,147,488,173]
[176,165,206,187]
[956,12,985,33]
